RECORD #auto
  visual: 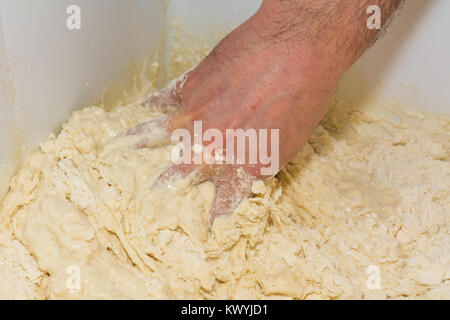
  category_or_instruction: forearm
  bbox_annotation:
[206,0,402,91]
[253,0,402,77]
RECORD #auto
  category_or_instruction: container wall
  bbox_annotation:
[0,0,165,196]
[353,0,450,114]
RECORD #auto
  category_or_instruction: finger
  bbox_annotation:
[209,170,254,225]
[126,115,171,148]
[143,91,180,113]
[143,72,188,112]
[152,163,210,189]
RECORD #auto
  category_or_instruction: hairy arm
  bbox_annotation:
[210,0,402,86]
[258,0,401,66]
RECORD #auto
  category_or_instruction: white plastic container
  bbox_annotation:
[0,0,449,197]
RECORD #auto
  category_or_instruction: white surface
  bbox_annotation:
[0,0,164,154]
[0,0,449,190]
[354,0,450,113]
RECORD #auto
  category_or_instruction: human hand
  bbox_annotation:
[129,0,401,224]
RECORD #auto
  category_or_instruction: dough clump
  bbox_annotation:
[0,82,448,299]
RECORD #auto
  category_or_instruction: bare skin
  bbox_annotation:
[131,0,403,224]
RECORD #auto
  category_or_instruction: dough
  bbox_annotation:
[0,233,44,299]
[0,77,449,299]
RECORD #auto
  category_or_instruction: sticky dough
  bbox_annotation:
[0,84,449,299]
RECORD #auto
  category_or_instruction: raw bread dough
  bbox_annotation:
[0,79,449,299]
[0,233,44,299]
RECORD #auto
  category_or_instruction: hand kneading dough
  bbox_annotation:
[0,84,449,299]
